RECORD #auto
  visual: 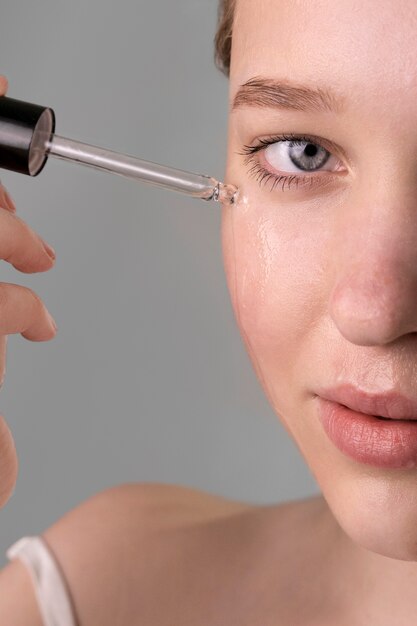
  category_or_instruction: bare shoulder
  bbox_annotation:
[38,482,258,625]
[0,483,328,626]
[40,484,328,625]
[96,484,328,623]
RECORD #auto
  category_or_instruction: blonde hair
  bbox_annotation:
[214,0,236,77]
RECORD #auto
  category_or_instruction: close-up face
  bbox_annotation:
[222,0,417,561]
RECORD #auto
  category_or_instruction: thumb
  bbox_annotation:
[0,415,18,509]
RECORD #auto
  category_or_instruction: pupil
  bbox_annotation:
[305,144,318,157]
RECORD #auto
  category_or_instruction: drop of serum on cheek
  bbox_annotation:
[216,182,239,206]
[216,183,251,216]
[224,184,250,215]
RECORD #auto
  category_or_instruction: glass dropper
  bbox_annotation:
[43,135,238,205]
[0,95,238,205]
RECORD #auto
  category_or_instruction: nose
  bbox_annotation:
[329,189,417,346]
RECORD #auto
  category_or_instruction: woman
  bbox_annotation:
[3,0,417,623]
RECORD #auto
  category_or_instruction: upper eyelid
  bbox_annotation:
[246,135,333,153]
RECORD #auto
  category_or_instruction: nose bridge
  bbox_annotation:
[329,186,417,346]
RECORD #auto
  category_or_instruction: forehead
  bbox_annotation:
[231,0,417,106]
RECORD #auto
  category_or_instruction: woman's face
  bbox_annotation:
[222,0,417,561]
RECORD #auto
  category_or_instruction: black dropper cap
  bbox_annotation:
[0,96,55,176]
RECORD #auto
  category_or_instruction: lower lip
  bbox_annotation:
[317,397,417,469]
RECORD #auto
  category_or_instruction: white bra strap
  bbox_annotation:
[6,535,78,626]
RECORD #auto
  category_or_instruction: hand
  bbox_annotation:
[0,76,58,509]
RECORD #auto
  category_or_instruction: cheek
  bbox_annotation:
[222,198,322,375]
[222,193,325,413]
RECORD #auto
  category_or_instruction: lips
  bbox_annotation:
[317,384,417,421]
[316,398,417,469]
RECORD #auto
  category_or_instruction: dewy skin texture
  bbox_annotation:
[221,0,417,568]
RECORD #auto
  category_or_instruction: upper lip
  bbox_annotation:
[317,384,417,420]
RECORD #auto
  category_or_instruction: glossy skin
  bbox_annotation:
[220,0,417,617]
[0,75,57,510]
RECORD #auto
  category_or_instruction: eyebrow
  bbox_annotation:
[232,77,345,114]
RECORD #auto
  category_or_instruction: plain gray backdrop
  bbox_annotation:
[0,0,319,566]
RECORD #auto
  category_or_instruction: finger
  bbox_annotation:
[0,75,8,97]
[0,414,18,510]
[0,207,56,273]
[0,184,16,214]
[0,282,56,341]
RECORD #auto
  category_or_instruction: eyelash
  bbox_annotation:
[239,133,339,192]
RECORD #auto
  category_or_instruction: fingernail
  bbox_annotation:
[40,238,56,261]
[3,188,16,212]
[47,311,58,331]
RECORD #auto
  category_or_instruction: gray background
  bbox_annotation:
[0,0,318,566]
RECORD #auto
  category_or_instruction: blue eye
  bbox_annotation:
[265,140,332,172]
[239,134,343,192]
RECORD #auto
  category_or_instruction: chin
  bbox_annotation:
[321,471,417,562]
